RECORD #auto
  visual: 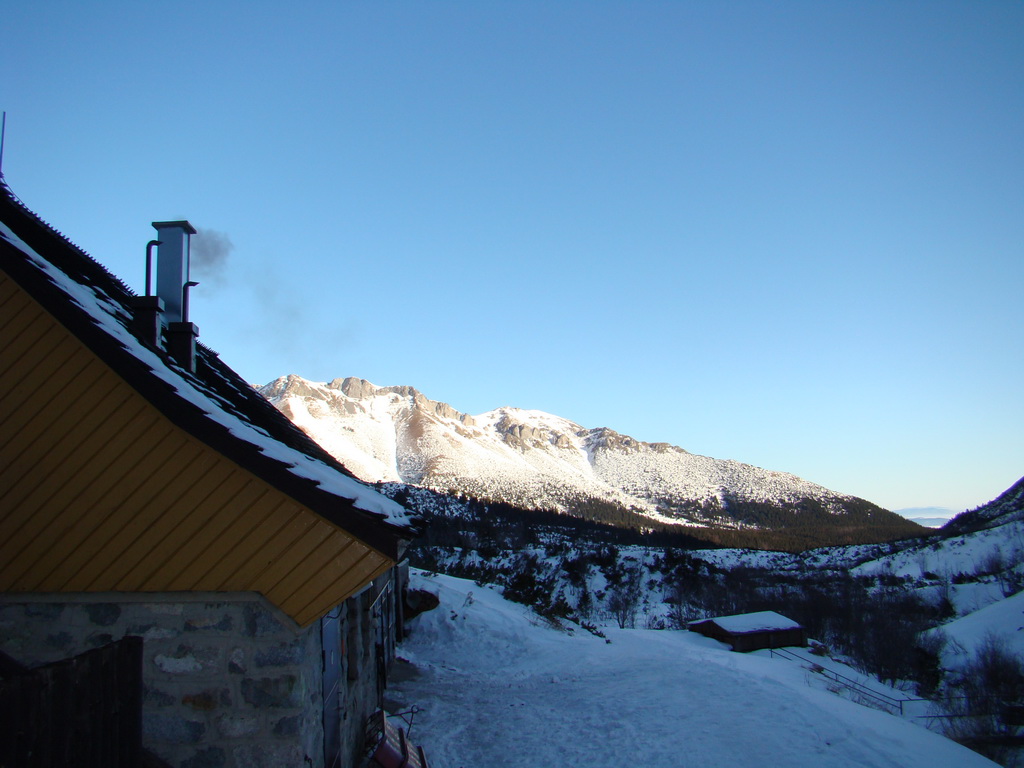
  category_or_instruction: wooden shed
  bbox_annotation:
[0,177,420,768]
[689,611,807,652]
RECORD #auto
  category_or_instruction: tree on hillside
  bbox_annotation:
[608,566,643,629]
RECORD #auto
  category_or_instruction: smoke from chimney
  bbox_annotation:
[191,228,234,283]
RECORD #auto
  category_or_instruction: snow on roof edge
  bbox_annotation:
[692,610,804,634]
[0,219,413,532]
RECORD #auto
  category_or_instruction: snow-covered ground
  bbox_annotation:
[388,570,997,767]
[851,521,1024,582]
[923,590,1024,671]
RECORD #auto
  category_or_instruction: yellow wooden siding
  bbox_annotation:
[0,271,392,626]
[292,550,393,627]
[270,529,359,608]
[176,496,296,589]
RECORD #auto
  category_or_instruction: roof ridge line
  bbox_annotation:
[1,179,138,299]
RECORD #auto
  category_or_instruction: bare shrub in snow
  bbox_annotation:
[943,633,1024,764]
[608,567,643,629]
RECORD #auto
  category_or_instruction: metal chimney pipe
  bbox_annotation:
[151,220,197,323]
[144,240,161,297]
[181,281,199,324]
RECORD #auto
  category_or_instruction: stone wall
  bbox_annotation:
[330,573,399,767]
[0,592,326,768]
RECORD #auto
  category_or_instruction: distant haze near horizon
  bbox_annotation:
[893,507,961,528]
[2,2,1021,513]
[894,507,961,518]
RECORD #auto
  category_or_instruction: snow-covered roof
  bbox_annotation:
[0,180,415,556]
[692,610,803,634]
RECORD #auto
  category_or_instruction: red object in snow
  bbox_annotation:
[366,710,429,768]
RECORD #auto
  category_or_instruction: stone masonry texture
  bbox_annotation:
[0,595,327,768]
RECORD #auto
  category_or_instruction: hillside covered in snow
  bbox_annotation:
[394,470,1024,765]
[388,570,997,767]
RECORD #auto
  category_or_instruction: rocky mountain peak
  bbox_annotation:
[380,384,421,399]
[585,427,642,453]
[492,413,556,450]
[408,391,475,425]
[325,376,376,399]
[259,374,917,541]
[260,374,324,400]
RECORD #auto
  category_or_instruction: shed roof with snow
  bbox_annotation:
[689,611,807,652]
[0,179,417,626]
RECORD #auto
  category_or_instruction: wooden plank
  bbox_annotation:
[114,459,256,590]
[83,450,220,588]
[274,532,378,622]
[204,502,323,592]
[36,402,167,515]
[0,321,90,387]
[238,512,317,591]
[221,509,312,589]
[0,323,98,399]
[290,548,391,627]
[0,273,396,623]
[10,409,172,590]
[0,360,135,470]
[0,348,104,457]
[0,301,56,381]
[0,325,80,414]
[271,529,358,609]
[0,380,142,524]
[0,385,142,576]
[153,484,275,590]
[176,495,286,590]
[0,284,46,372]
[296,548,385,626]
[0,272,33,330]
[134,474,271,592]
[3,395,159,532]
[0,637,143,767]
[71,431,202,589]
[258,519,333,595]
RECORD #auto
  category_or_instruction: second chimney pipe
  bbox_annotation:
[144,240,161,296]
[181,281,199,324]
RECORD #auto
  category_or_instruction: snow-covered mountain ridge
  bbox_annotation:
[259,375,914,540]
[944,476,1024,535]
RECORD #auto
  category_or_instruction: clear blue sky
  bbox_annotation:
[3,1,1021,512]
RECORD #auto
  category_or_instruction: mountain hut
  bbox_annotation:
[688,611,807,652]
[0,178,421,768]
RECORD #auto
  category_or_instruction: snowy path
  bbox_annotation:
[388,572,997,768]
